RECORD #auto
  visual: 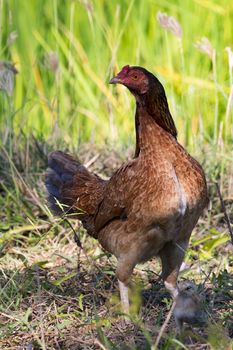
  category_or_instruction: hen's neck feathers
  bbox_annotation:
[145,92,177,138]
[134,74,177,157]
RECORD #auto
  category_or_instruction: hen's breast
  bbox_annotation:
[128,155,187,224]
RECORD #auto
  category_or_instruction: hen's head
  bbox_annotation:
[109,65,164,98]
[110,65,177,138]
[110,65,149,95]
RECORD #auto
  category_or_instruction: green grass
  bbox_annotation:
[0,0,233,349]
[0,0,233,148]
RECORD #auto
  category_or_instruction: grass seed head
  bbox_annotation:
[195,37,215,59]
[0,61,18,96]
[7,31,18,46]
[157,11,182,38]
[45,52,59,73]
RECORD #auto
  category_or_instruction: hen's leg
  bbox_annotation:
[118,280,129,314]
[159,240,188,299]
[116,257,135,314]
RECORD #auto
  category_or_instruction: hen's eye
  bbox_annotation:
[132,74,138,80]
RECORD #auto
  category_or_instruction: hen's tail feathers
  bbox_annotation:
[46,151,81,215]
[46,151,106,237]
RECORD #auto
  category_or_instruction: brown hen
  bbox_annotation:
[46,65,208,313]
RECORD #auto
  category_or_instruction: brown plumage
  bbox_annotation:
[45,65,208,313]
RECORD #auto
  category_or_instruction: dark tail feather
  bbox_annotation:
[45,151,106,237]
[46,151,85,215]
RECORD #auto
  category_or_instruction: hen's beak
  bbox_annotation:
[109,76,122,84]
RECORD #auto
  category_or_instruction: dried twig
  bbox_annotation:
[94,338,108,350]
[215,182,233,244]
[64,218,83,249]
[152,301,176,349]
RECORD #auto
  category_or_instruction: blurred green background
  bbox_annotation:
[1,0,233,151]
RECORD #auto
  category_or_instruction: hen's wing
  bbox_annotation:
[94,159,138,233]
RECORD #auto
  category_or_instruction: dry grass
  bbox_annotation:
[0,232,232,349]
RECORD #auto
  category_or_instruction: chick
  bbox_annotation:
[173,281,207,332]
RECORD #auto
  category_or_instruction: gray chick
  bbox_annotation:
[173,280,207,332]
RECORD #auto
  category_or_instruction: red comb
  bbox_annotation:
[118,65,130,77]
[122,65,130,74]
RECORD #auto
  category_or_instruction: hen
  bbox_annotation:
[46,65,208,314]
